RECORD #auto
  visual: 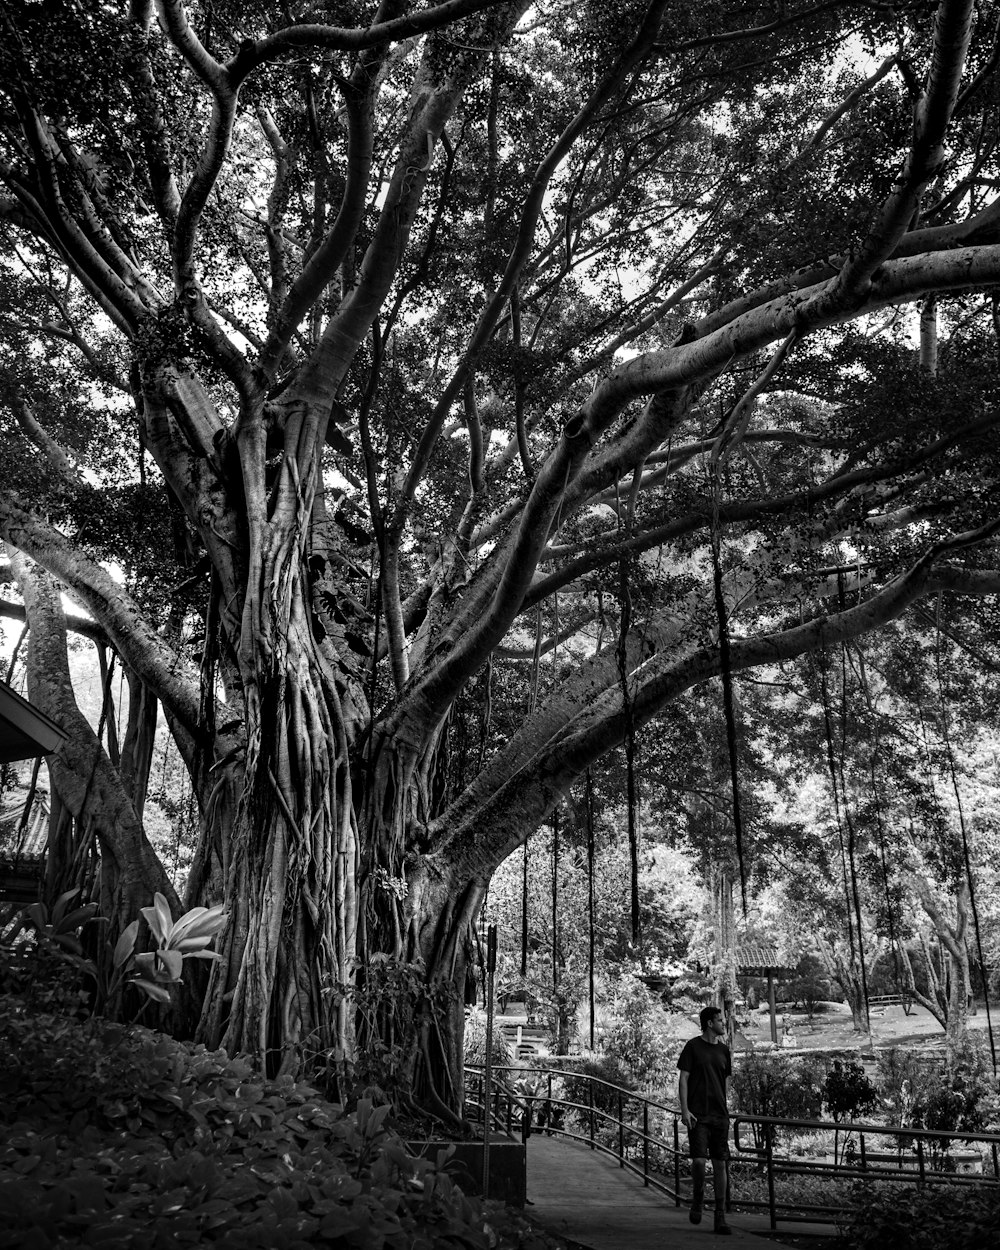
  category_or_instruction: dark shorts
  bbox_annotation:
[688,1114,730,1160]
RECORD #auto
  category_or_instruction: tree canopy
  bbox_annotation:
[5,0,1000,1113]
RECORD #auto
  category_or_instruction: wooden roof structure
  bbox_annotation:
[735,944,797,978]
[0,683,66,764]
[0,684,64,904]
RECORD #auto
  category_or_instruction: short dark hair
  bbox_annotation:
[699,1005,723,1030]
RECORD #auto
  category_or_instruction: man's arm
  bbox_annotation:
[678,1070,695,1126]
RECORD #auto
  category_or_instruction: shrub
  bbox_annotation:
[464,1006,515,1071]
[601,979,677,1090]
[841,1181,1000,1250]
[0,987,558,1249]
[560,1054,635,1114]
[731,1050,824,1150]
[875,1046,938,1125]
[823,1059,880,1123]
[732,1050,824,1120]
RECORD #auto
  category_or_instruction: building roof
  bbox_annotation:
[0,790,49,859]
[0,683,67,764]
[735,943,796,977]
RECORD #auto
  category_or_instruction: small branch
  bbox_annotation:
[9,396,82,482]
[710,331,798,469]
[795,52,899,163]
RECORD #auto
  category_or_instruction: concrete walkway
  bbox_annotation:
[525,1135,834,1249]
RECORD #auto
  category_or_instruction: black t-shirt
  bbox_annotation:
[677,1037,732,1117]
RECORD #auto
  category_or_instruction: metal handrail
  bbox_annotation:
[465,1062,1000,1230]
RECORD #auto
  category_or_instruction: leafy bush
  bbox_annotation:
[601,978,679,1090]
[915,1038,1000,1136]
[0,989,558,1249]
[731,1050,824,1150]
[841,1181,1000,1250]
[464,1006,515,1071]
[560,1054,635,1114]
[732,1050,824,1121]
[823,1059,880,1123]
[2,888,227,1015]
[875,1047,938,1125]
[877,1039,1000,1139]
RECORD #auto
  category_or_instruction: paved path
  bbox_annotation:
[525,1135,833,1249]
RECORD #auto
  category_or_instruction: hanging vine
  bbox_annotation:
[614,475,641,947]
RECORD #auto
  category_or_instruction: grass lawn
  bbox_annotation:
[739,999,994,1055]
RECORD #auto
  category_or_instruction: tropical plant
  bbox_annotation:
[120,891,228,1004]
[6,887,227,1012]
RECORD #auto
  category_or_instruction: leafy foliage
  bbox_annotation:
[0,987,558,1250]
[842,1182,1000,1250]
[730,1050,825,1147]
[8,888,228,1012]
[822,1060,881,1124]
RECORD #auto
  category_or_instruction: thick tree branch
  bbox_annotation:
[230,0,516,81]
[429,551,1000,884]
[257,45,384,378]
[810,0,975,310]
[0,498,204,741]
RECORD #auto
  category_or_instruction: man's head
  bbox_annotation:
[699,1005,725,1033]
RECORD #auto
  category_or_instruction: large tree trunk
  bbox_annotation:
[816,938,878,1034]
[9,550,179,930]
[904,870,973,1052]
[195,594,365,1077]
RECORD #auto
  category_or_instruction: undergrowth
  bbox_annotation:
[0,988,558,1249]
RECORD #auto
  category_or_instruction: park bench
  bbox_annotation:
[868,993,915,1016]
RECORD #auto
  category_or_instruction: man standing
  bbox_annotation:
[677,1005,732,1235]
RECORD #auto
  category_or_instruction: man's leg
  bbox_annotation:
[707,1117,732,1235]
[688,1121,709,1224]
[711,1156,731,1234]
[689,1157,706,1224]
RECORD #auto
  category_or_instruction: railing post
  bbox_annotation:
[859,1130,867,1173]
[643,1102,650,1187]
[674,1114,681,1206]
[765,1127,777,1231]
[618,1090,624,1167]
[588,1082,595,1150]
[917,1138,926,1185]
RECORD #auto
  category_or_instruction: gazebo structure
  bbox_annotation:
[736,944,797,1044]
[0,682,66,904]
[0,682,65,765]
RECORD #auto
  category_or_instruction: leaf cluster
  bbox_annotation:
[842,1180,1000,1250]
[0,987,553,1250]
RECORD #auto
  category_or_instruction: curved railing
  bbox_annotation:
[465,1062,1000,1230]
